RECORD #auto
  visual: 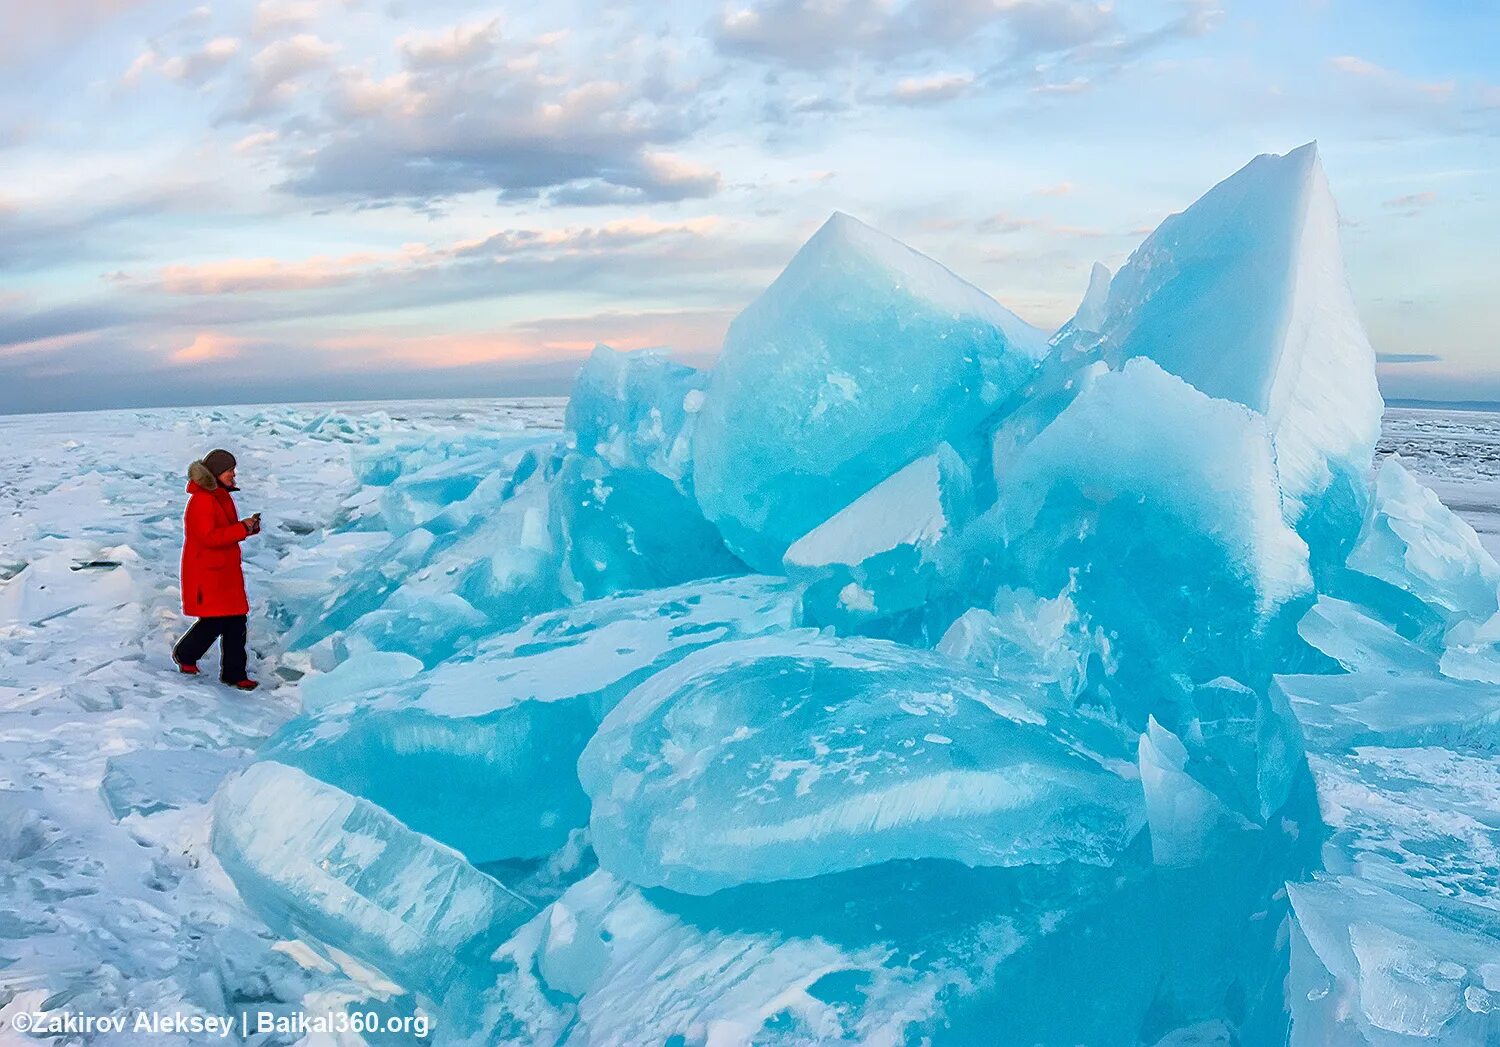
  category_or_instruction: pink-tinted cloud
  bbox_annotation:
[169,331,244,363]
[117,217,724,296]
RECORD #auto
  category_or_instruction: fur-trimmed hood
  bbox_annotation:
[187,460,220,491]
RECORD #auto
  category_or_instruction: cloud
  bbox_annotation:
[170,331,243,363]
[1329,55,1454,99]
[213,32,339,120]
[1377,352,1441,364]
[251,0,325,39]
[885,73,974,106]
[976,210,1105,238]
[1327,54,1464,124]
[547,153,723,206]
[397,17,502,69]
[1382,190,1437,217]
[116,217,727,298]
[508,308,732,357]
[0,181,226,273]
[713,0,1121,70]
[120,36,242,87]
[261,24,719,207]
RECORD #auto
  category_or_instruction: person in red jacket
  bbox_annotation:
[172,448,262,690]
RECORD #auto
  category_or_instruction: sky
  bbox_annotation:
[0,0,1496,414]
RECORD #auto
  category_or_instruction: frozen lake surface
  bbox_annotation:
[0,398,564,1036]
[0,397,1492,1040]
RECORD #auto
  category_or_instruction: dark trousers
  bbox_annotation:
[174,615,248,683]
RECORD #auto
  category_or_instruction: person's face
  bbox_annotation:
[218,467,236,488]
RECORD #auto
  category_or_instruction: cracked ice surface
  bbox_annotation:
[0,399,565,1040]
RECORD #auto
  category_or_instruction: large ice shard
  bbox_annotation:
[1087,143,1382,535]
[1345,456,1500,626]
[1296,595,1440,674]
[1137,717,1254,867]
[262,577,798,863]
[1288,877,1500,1044]
[580,631,1144,895]
[210,762,534,1020]
[693,211,1048,571]
[478,869,946,1044]
[1062,261,1112,339]
[565,345,703,490]
[288,445,569,665]
[1273,669,1500,752]
[783,443,973,632]
[550,454,743,600]
[554,346,744,599]
[989,358,1314,724]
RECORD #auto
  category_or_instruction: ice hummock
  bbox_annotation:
[988,357,1316,725]
[1087,143,1383,537]
[1345,456,1500,626]
[1065,260,1112,337]
[693,211,1048,571]
[261,576,798,863]
[141,146,1500,1044]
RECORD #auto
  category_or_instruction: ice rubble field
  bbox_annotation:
[4,143,1500,1045]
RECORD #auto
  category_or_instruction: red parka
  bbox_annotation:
[181,461,250,617]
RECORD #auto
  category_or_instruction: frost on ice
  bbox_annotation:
[177,144,1500,1042]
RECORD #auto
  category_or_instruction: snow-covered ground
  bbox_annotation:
[0,397,1492,1042]
[0,399,563,1041]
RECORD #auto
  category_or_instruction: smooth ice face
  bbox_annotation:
[580,631,1144,895]
[1273,670,1500,752]
[993,358,1313,722]
[1346,457,1500,626]
[1296,595,1440,674]
[210,762,535,1016]
[1001,359,1312,608]
[551,454,744,600]
[693,211,1048,571]
[1288,876,1500,1044]
[1088,143,1382,527]
[263,577,798,863]
[784,443,972,629]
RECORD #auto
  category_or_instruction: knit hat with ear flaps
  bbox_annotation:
[202,449,237,477]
